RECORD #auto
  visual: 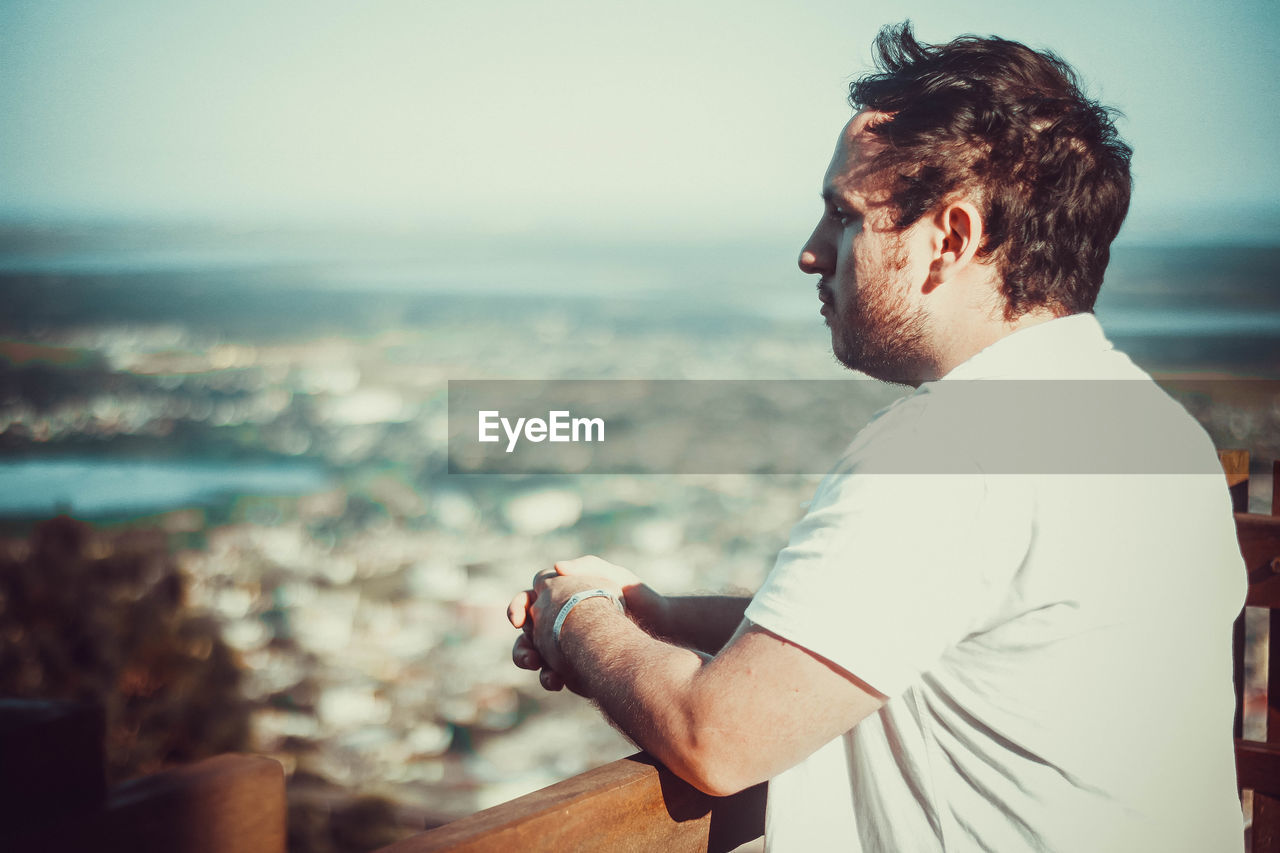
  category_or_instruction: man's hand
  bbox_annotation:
[508,569,589,693]
[552,555,668,634]
[548,557,746,655]
[507,557,645,693]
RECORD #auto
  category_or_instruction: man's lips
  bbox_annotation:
[818,283,834,322]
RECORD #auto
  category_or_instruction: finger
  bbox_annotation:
[530,568,558,590]
[539,667,565,692]
[507,590,533,628]
[554,555,636,587]
[512,634,543,671]
[554,555,608,576]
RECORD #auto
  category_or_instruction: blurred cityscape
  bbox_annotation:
[0,236,854,850]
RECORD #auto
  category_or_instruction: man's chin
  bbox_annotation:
[832,342,923,387]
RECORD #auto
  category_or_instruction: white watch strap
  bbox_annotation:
[552,588,624,650]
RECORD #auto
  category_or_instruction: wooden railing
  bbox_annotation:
[5,450,1279,852]
[1226,451,1280,852]
[378,753,764,853]
[0,698,758,853]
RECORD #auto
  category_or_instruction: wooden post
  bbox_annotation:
[1273,464,1280,522]
[3,754,287,853]
[0,700,286,853]
[0,700,106,831]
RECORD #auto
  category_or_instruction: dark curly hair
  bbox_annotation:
[850,22,1132,318]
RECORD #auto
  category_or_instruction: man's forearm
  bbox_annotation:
[525,574,883,798]
[648,594,751,655]
[558,598,730,793]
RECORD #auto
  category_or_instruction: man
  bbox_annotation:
[507,23,1245,851]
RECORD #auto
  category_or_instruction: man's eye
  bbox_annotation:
[830,208,858,227]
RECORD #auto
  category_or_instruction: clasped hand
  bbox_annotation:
[506,555,658,693]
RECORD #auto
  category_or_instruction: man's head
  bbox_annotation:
[800,23,1132,383]
[849,22,1132,318]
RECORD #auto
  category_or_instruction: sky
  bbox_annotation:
[1,0,1278,245]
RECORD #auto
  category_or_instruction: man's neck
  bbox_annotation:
[929,307,1062,380]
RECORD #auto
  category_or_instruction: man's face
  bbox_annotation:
[799,114,936,385]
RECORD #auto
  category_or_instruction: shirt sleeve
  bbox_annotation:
[745,451,1033,698]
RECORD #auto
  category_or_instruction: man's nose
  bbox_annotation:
[798,228,828,275]
[798,248,822,275]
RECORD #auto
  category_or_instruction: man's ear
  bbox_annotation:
[928,200,985,287]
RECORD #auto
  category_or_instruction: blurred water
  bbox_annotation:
[1095,307,1280,336]
[0,458,330,516]
[2,224,1276,332]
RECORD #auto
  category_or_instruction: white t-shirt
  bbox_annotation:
[744,314,1246,852]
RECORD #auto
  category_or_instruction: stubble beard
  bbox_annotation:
[830,239,933,386]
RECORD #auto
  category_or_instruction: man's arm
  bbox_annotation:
[512,566,885,797]
[636,593,750,655]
